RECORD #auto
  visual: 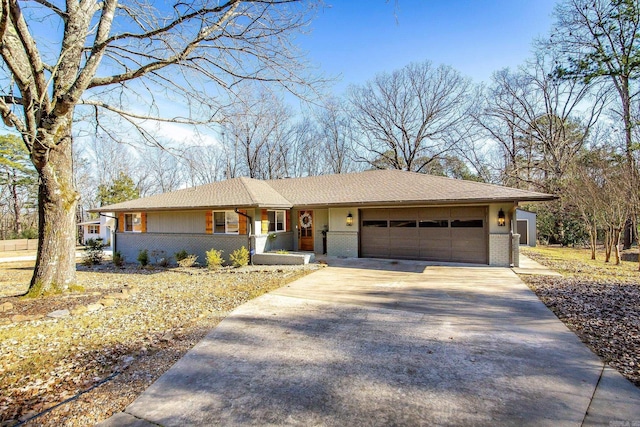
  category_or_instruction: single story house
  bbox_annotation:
[92,169,554,267]
[516,209,537,247]
[78,216,115,249]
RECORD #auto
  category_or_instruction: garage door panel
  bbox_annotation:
[362,209,390,220]
[419,229,451,239]
[390,246,422,258]
[451,207,485,218]
[389,229,419,240]
[420,239,452,250]
[420,248,453,260]
[389,208,419,220]
[360,207,487,264]
[452,253,485,264]
[419,207,450,219]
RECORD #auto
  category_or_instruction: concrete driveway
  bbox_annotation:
[101,258,640,426]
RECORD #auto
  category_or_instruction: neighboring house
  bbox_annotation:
[78,213,116,250]
[92,170,554,267]
[516,209,537,247]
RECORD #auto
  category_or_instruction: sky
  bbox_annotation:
[300,0,559,94]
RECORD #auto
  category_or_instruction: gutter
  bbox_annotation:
[234,209,254,265]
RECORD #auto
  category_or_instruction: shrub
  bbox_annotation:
[158,257,170,267]
[174,249,189,262]
[137,249,149,266]
[112,251,125,267]
[206,248,224,270]
[82,238,104,266]
[178,254,198,268]
[230,246,249,268]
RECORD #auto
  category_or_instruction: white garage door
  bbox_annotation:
[360,207,488,264]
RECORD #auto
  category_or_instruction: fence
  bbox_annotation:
[0,239,38,252]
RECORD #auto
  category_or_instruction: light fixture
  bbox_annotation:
[498,209,506,227]
[346,212,353,226]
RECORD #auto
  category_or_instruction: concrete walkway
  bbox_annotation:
[99,259,640,427]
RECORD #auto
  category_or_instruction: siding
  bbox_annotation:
[147,211,207,234]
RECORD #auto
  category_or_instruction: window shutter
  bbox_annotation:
[205,211,213,234]
[118,213,124,232]
[140,213,147,233]
[286,211,291,232]
[238,210,247,235]
[261,209,269,234]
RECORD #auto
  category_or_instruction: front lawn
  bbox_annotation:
[0,261,317,426]
[520,246,640,387]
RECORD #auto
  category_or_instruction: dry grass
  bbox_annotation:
[520,246,640,387]
[0,260,318,426]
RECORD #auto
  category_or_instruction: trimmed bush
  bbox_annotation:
[137,249,149,266]
[178,254,198,268]
[230,246,249,268]
[206,248,224,270]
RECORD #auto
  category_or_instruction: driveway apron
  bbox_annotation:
[101,259,640,426]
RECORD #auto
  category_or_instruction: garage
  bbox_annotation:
[360,206,488,264]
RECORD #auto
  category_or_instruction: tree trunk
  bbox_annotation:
[589,225,596,260]
[26,124,79,297]
[604,228,612,263]
[10,169,21,235]
[613,228,622,265]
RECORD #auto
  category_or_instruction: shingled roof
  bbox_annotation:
[95,176,292,212]
[93,170,555,212]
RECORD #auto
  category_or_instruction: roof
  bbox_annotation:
[92,170,556,212]
[78,220,100,226]
[93,176,292,212]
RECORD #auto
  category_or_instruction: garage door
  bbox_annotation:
[360,207,488,264]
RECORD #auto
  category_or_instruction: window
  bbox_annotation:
[419,220,449,228]
[213,211,239,234]
[268,210,286,232]
[451,219,484,228]
[87,225,100,234]
[362,220,388,228]
[124,213,142,232]
[390,220,416,228]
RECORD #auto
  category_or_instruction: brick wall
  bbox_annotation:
[116,233,250,266]
[489,233,511,267]
[327,231,358,258]
[511,234,520,268]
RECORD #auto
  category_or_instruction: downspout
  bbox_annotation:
[235,209,254,265]
[99,213,118,254]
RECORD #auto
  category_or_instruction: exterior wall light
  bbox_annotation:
[498,208,506,227]
[346,212,354,226]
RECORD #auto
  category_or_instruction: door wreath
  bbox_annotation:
[300,212,312,228]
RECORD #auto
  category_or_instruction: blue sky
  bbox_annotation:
[301,0,558,94]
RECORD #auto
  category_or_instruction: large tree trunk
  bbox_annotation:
[26,123,79,297]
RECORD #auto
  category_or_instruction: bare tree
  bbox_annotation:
[347,61,473,172]
[136,147,185,196]
[222,85,293,179]
[181,144,227,186]
[476,54,607,193]
[314,97,354,174]
[0,1,319,295]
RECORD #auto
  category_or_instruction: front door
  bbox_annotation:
[298,210,314,251]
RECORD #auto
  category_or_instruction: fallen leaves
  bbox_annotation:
[521,247,640,387]
[0,263,317,426]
